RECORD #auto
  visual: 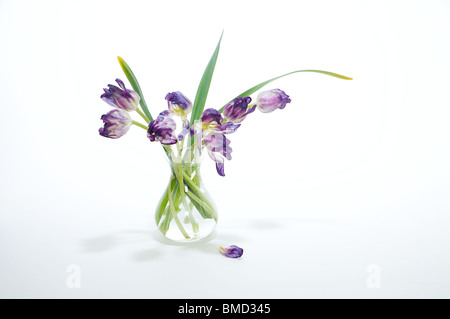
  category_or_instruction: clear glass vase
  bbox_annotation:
[154,145,218,242]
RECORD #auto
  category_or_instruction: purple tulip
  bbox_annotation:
[199,108,241,133]
[255,89,291,113]
[217,245,244,258]
[147,111,178,145]
[223,97,256,123]
[165,91,192,116]
[101,79,140,112]
[191,108,241,176]
[99,109,132,139]
[201,108,223,126]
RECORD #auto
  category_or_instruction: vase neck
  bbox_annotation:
[164,143,204,167]
[170,161,201,170]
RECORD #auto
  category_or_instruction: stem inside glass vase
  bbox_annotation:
[154,142,218,242]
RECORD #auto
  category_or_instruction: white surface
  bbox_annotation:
[1,0,450,298]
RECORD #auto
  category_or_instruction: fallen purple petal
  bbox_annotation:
[217,245,244,258]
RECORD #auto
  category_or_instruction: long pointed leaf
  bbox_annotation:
[189,32,224,126]
[219,69,353,112]
[117,56,153,122]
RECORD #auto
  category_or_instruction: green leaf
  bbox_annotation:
[117,56,153,122]
[189,32,224,126]
[218,69,353,112]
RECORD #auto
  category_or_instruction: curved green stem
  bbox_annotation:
[135,108,150,124]
[182,171,217,219]
[132,120,148,130]
[182,170,208,202]
[186,190,217,221]
[168,177,190,239]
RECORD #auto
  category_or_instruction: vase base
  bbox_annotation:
[161,217,217,243]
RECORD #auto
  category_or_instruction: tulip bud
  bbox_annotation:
[223,97,255,123]
[101,79,140,112]
[255,89,291,113]
[99,109,132,139]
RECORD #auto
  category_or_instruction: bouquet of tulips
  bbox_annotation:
[98,33,352,243]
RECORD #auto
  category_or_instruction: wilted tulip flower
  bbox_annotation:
[147,111,178,145]
[200,108,240,134]
[165,91,192,117]
[191,108,240,176]
[99,109,132,139]
[101,79,140,112]
[223,96,256,123]
[255,89,291,113]
[217,245,244,258]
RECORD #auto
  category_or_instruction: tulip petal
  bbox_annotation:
[216,122,240,134]
[204,133,233,176]
[166,91,193,115]
[201,108,223,125]
[217,245,244,258]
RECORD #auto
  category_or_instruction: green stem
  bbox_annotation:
[181,170,217,219]
[160,206,171,234]
[135,108,150,124]
[168,177,190,239]
[186,190,217,221]
[166,147,201,237]
[132,120,148,130]
[155,177,177,226]
[175,165,191,213]
[182,170,209,203]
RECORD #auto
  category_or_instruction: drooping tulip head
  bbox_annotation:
[147,111,178,145]
[99,109,132,139]
[255,89,291,113]
[223,97,256,123]
[201,108,223,126]
[200,108,240,134]
[101,79,140,112]
[165,91,193,117]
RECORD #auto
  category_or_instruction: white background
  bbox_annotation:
[1,0,449,298]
